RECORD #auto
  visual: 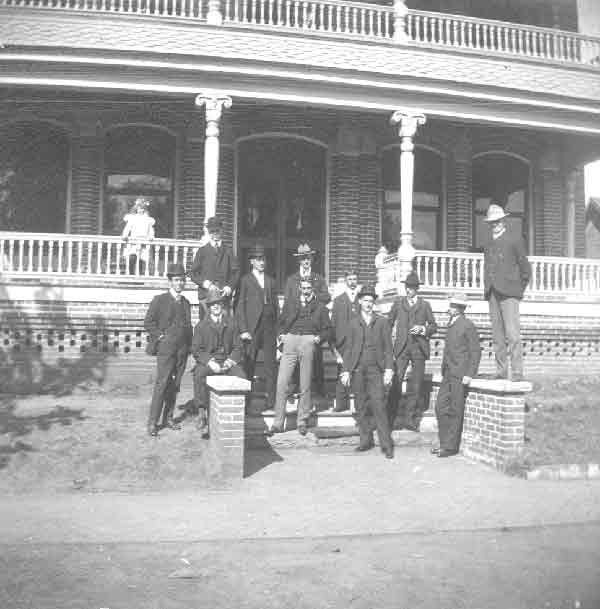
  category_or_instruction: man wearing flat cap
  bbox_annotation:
[483,203,531,381]
[340,285,395,459]
[388,271,438,431]
[189,216,240,319]
[432,292,481,458]
[236,244,278,409]
[144,263,193,437]
[192,288,246,438]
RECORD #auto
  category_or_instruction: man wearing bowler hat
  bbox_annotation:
[236,244,278,409]
[483,203,531,381]
[192,288,246,438]
[144,263,193,437]
[388,271,438,431]
[189,216,240,318]
[432,292,481,458]
[340,285,395,459]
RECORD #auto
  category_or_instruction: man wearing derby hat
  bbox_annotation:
[192,288,246,438]
[144,263,193,437]
[236,244,278,409]
[432,292,481,458]
[388,271,438,431]
[483,203,531,381]
[340,285,395,459]
[189,216,240,319]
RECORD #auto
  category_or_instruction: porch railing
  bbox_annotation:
[0,232,201,284]
[377,250,600,299]
[3,0,600,68]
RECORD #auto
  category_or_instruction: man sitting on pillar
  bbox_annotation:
[388,271,438,431]
[192,289,246,438]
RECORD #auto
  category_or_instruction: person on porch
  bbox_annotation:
[189,216,240,320]
[330,269,361,412]
[483,203,531,382]
[270,278,331,436]
[340,285,395,459]
[388,271,438,431]
[236,244,278,411]
[144,263,192,438]
[121,197,155,276]
[432,292,481,458]
[192,289,246,439]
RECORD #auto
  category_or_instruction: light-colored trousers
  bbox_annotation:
[488,291,523,378]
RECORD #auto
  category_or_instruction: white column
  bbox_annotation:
[195,93,232,241]
[390,110,426,283]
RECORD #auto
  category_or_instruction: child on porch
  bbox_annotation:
[121,197,155,275]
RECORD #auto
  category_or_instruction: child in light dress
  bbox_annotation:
[121,198,155,275]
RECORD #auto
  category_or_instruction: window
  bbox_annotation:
[382,147,443,251]
[103,127,175,237]
[472,153,529,251]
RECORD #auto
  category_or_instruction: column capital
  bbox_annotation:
[390,111,426,140]
[195,93,232,124]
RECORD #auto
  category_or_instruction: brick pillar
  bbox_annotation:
[539,149,565,256]
[447,129,472,251]
[179,120,205,240]
[207,375,251,479]
[358,152,379,285]
[70,129,101,234]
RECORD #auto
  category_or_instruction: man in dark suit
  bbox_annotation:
[483,203,531,381]
[270,279,331,436]
[192,289,246,438]
[144,263,193,437]
[432,292,481,458]
[330,269,361,412]
[340,285,395,459]
[236,244,278,410]
[388,271,438,431]
[189,216,240,318]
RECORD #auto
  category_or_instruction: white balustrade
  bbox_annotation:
[0,232,201,284]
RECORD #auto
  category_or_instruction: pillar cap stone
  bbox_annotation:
[206,376,251,393]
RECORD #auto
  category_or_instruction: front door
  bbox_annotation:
[237,138,326,290]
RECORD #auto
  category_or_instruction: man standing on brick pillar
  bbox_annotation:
[483,203,531,381]
[144,263,192,437]
[433,292,481,458]
[388,271,438,431]
[340,285,395,459]
[189,216,240,319]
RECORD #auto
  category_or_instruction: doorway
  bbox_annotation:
[237,137,327,290]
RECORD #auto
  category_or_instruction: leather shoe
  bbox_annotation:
[148,425,159,437]
[354,443,374,452]
[430,447,440,455]
[298,424,308,436]
[384,447,394,459]
[404,423,420,432]
[437,449,458,458]
[268,426,284,436]
[163,419,181,430]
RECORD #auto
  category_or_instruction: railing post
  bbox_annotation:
[393,0,408,43]
[207,0,223,25]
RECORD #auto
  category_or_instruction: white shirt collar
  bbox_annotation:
[211,240,222,248]
[210,314,223,325]
[169,289,181,302]
[492,226,506,240]
[299,267,311,279]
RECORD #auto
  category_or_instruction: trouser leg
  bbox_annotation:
[500,297,523,378]
[297,336,316,425]
[259,318,278,409]
[312,345,325,396]
[148,352,176,428]
[435,376,466,452]
[488,290,508,378]
[273,336,299,430]
[407,358,426,425]
[352,367,373,448]
[393,357,410,427]
[366,365,392,452]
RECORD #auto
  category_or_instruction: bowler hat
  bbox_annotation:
[357,284,378,300]
[205,216,224,231]
[403,272,421,288]
[248,244,266,259]
[448,291,469,308]
[293,243,317,257]
[483,203,510,223]
[166,263,186,278]
[205,289,226,306]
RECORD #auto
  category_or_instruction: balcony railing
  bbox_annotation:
[0,232,201,285]
[377,250,600,300]
[3,0,600,68]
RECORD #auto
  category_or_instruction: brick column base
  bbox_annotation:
[207,376,251,479]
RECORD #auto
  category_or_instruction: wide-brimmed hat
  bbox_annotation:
[248,244,266,259]
[448,291,469,308]
[166,263,186,279]
[483,204,510,223]
[205,216,224,232]
[357,284,378,300]
[205,288,226,306]
[293,243,317,257]
[403,271,421,288]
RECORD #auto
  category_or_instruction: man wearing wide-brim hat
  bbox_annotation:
[388,271,438,431]
[144,263,193,437]
[340,285,395,459]
[483,203,531,381]
[432,291,481,458]
[235,244,278,408]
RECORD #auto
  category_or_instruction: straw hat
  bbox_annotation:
[483,204,509,223]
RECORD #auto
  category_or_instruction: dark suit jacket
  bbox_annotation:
[144,291,192,354]
[278,297,331,344]
[235,272,278,335]
[343,314,393,374]
[441,315,481,379]
[388,296,438,360]
[484,230,531,300]
[284,271,331,305]
[192,314,242,366]
[331,291,360,352]
[189,242,240,300]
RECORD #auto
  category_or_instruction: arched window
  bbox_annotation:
[382,147,443,251]
[472,153,529,251]
[103,126,175,237]
[0,122,69,233]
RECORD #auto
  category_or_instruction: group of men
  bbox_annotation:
[144,202,531,459]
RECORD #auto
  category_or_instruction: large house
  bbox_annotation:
[1,0,600,389]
